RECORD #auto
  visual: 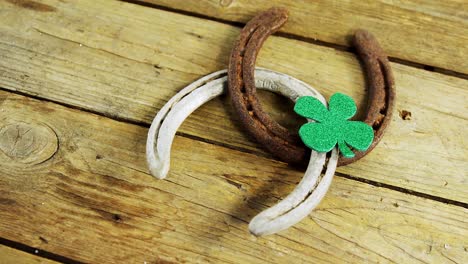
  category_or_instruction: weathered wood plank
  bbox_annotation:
[0,245,58,264]
[138,0,468,74]
[1,90,467,263]
[0,0,467,203]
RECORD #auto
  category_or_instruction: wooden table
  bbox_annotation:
[0,1,467,263]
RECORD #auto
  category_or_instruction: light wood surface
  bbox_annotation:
[1,91,467,263]
[0,245,58,264]
[140,0,468,75]
[0,0,467,203]
[0,0,467,263]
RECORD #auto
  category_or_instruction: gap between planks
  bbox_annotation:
[0,237,80,264]
[119,0,468,80]
[1,86,466,210]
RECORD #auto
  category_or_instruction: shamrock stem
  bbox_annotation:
[338,140,355,158]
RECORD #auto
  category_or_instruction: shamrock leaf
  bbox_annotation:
[294,93,374,158]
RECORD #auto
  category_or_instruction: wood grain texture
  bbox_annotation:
[0,245,58,264]
[139,0,468,75]
[1,90,467,263]
[0,1,467,203]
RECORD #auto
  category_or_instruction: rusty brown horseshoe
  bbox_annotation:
[228,7,395,166]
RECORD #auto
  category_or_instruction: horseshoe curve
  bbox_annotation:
[228,8,395,166]
[146,68,338,236]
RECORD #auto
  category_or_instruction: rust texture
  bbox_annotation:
[228,7,395,166]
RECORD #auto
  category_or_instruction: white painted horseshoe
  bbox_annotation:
[146,68,338,236]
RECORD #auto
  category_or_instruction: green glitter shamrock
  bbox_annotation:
[294,93,374,158]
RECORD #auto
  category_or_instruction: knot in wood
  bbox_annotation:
[0,122,58,165]
[219,0,233,7]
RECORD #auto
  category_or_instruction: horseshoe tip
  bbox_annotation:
[266,7,289,19]
[148,164,168,180]
[353,29,385,57]
[354,29,374,42]
[248,215,279,236]
[248,223,267,237]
